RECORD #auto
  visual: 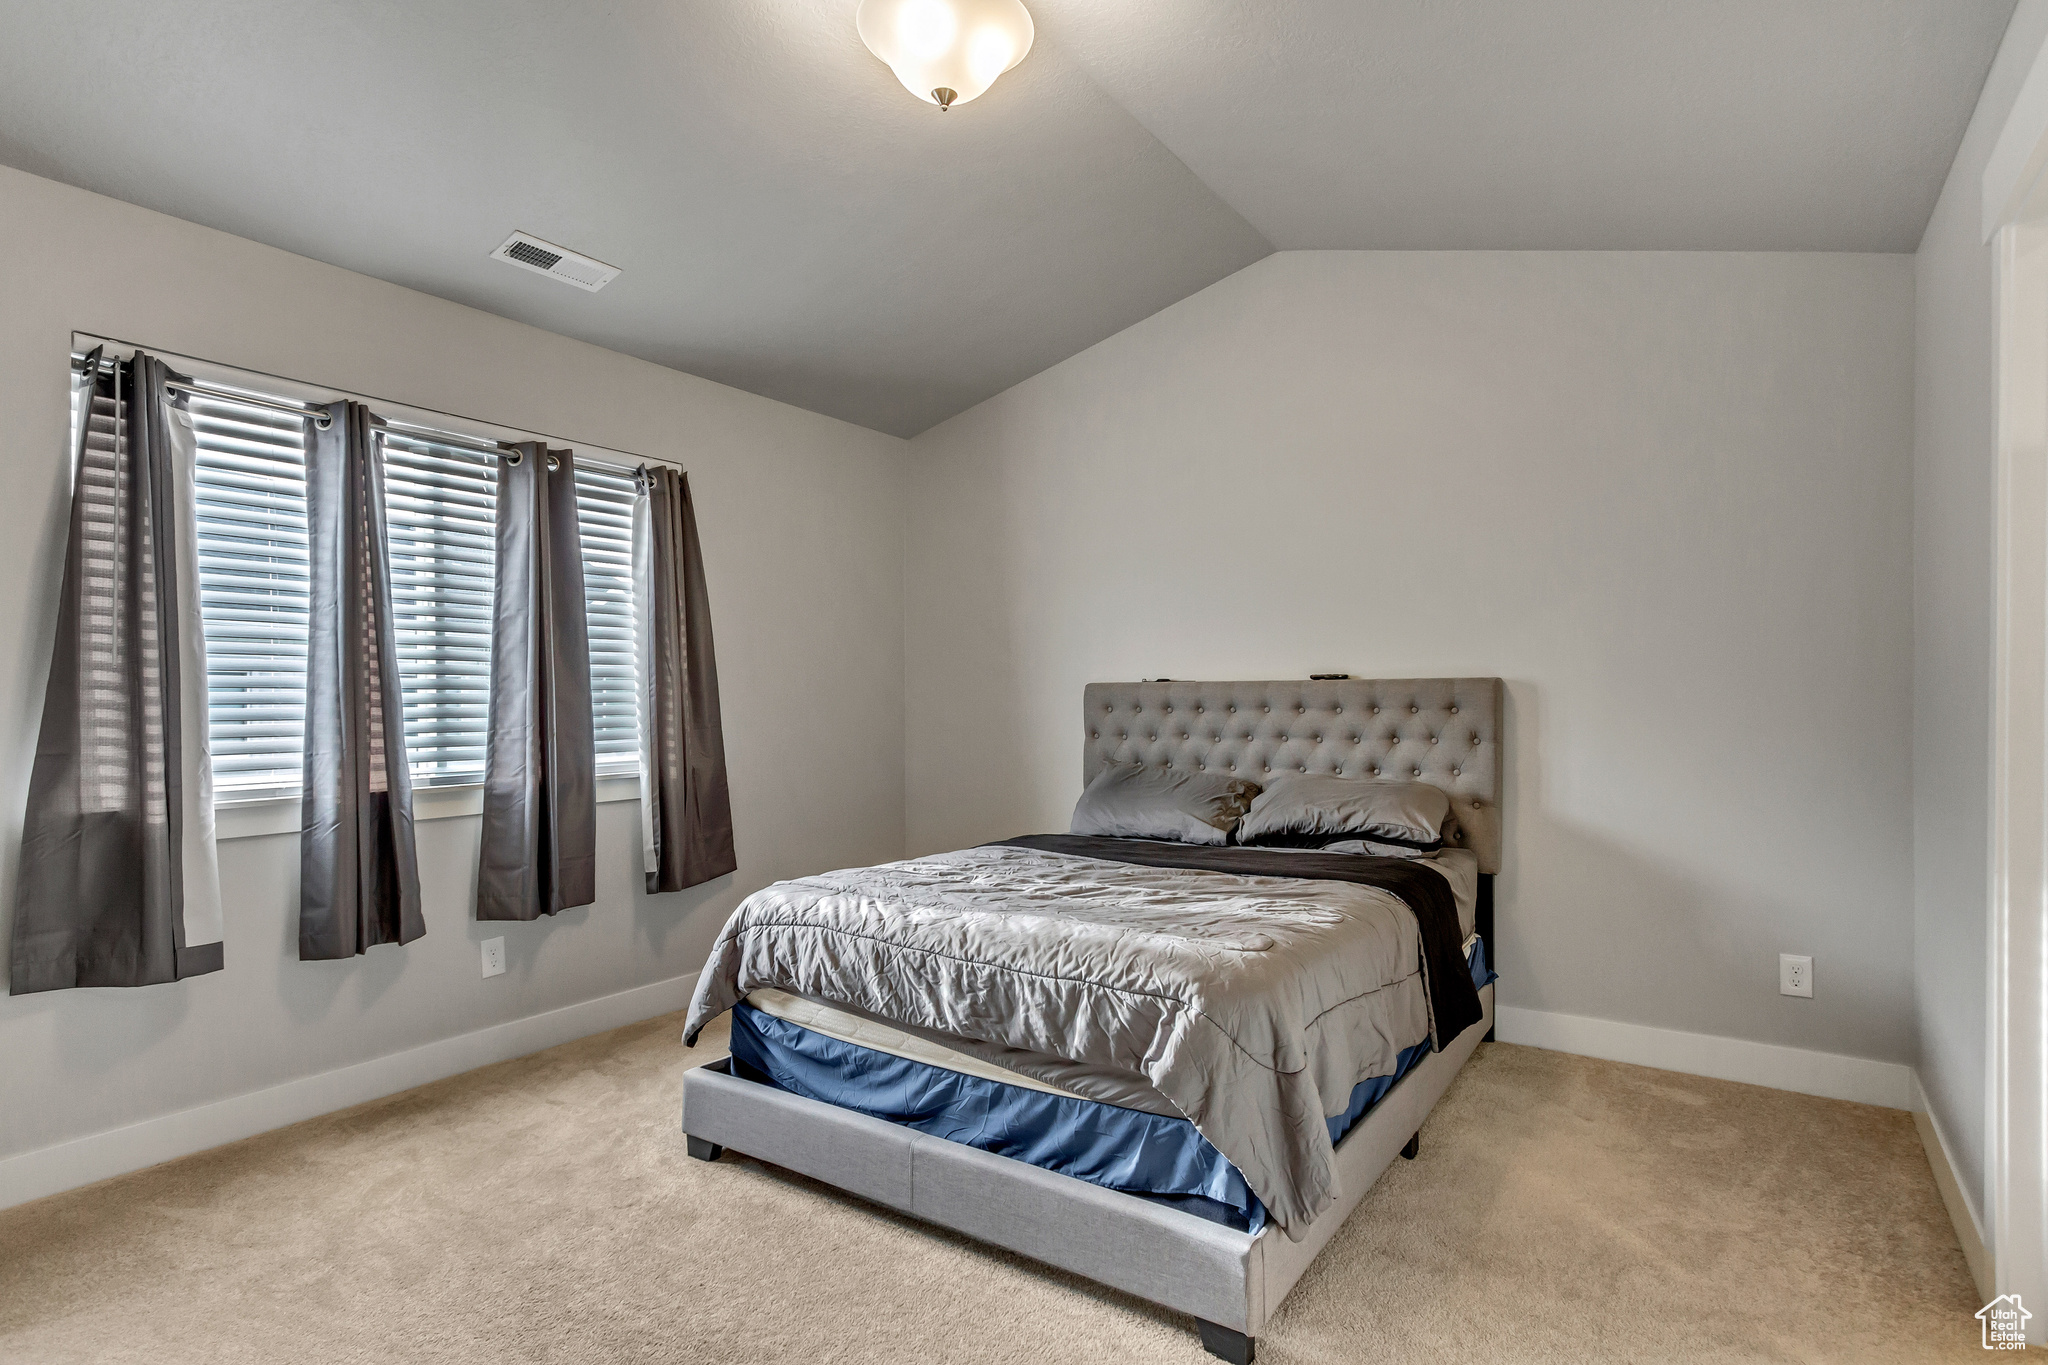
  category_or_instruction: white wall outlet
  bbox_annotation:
[482,937,506,979]
[1779,953,1812,998]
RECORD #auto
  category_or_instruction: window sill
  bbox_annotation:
[214,773,643,841]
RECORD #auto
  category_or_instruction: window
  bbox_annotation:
[379,434,642,786]
[575,463,641,773]
[190,393,310,796]
[380,431,496,787]
[85,371,644,800]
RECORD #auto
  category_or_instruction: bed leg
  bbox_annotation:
[686,1135,724,1162]
[1400,1132,1419,1160]
[1195,1318,1254,1364]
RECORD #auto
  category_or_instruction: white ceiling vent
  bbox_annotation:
[489,232,620,292]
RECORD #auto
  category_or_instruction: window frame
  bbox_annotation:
[71,334,664,839]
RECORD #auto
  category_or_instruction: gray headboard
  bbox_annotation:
[1082,678,1505,874]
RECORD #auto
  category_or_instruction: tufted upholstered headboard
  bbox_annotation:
[1082,678,1506,875]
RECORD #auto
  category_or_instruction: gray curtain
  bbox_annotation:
[300,402,423,958]
[477,442,596,919]
[11,351,224,993]
[633,466,736,892]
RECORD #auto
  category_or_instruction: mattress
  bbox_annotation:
[729,935,1495,1232]
[741,845,1481,1121]
[748,930,1486,1112]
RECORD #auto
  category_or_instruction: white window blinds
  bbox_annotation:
[575,463,642,774]
[94,370,645,800]
[381,432,496,786]
[190,394,311,797]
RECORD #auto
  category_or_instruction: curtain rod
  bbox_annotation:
[74,353,340,431]
[164,377,338,430]
[375,415,519,460]
[69,336,678,471]
[73,350,647,477]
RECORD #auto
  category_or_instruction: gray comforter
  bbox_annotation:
[684,843,1435,1237]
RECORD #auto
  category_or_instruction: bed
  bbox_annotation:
[679,678,1503,1362]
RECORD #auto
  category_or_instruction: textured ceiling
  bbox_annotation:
[0,0,2018,435]
[0,0,1271,437]
[1038,0,2019,252]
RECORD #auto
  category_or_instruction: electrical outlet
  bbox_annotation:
[1779,953,1812,998]
[482,937,506,979]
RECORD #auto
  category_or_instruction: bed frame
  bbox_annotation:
[680,678,1505,1363]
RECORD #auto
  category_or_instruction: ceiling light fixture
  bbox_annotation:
[856,0,1034,111]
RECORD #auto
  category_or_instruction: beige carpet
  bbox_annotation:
[0,1014,1982,1363]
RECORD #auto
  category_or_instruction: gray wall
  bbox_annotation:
[0,166,909,1164]
[905,250,1917,1064]
[1912,0,2048,1226]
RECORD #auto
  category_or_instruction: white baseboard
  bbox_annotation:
[0,971,698,1212]
[1912,1072,1994,1303]
[1493,1005,1915,1110]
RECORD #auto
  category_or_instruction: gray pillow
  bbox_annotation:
[1069,763,1263,846]
[1317,838,1436,859]
[1236,774,1451,851]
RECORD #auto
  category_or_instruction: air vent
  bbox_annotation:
[490,232,620,293]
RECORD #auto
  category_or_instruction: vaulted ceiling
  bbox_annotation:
[0,1,2017,436]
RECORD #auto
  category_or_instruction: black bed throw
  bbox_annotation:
[994,835,1486,1051]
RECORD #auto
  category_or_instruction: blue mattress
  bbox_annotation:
[724,937,1495,1232]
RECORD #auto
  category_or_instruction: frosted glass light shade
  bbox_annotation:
[856,0,1034,109]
